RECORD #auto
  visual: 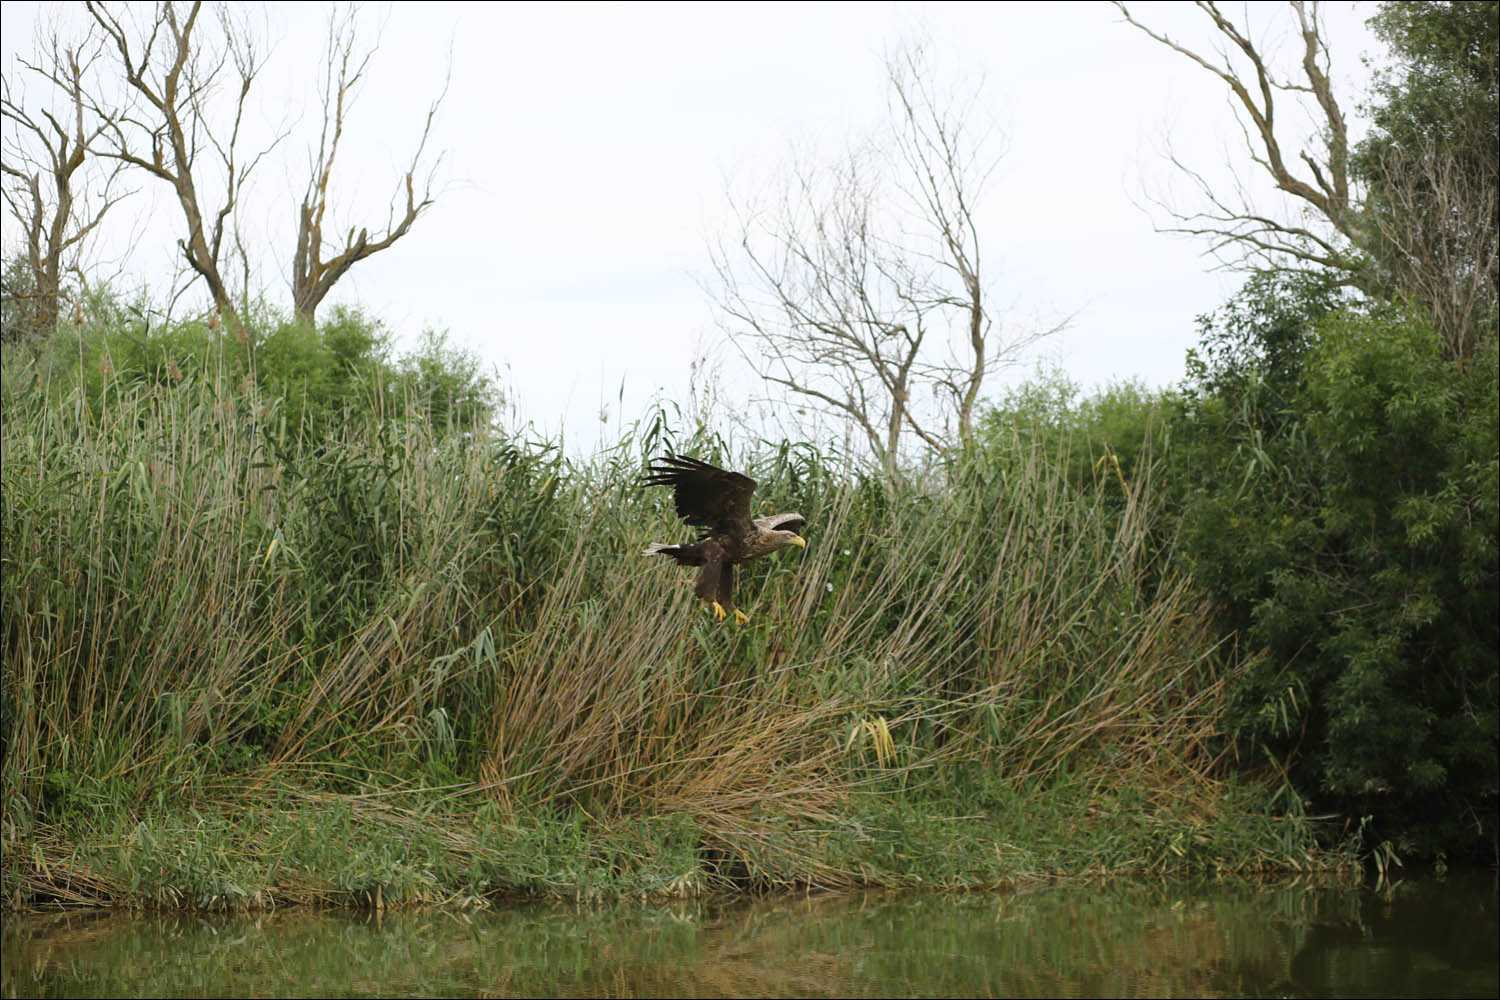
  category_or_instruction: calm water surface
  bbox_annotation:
[4,871,1496,998]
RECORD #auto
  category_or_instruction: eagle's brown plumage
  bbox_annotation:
[642,455,807,623]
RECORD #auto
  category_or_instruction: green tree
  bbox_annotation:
[1355,0,1499,359]
[1171,292,1498,859]
[1124,0,1499,859]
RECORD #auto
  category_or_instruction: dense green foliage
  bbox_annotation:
[6,295,495,442]
[1134,1,1500,862]
[979,368,1169,495]
[1166,277,1498,858]
[1360,0,1497,185]
[977,264,1497,863]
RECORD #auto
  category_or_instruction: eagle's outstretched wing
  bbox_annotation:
[642,455,756,535]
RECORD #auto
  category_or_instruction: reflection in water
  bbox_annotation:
[4,871,1496,998]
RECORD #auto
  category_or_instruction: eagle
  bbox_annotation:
[642,455,807,624]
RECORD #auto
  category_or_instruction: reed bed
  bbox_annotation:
[1,343,1341,909]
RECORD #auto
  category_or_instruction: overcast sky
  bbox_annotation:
[1,1,1381,454]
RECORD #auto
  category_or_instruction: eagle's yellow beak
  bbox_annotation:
[790,535,808,550]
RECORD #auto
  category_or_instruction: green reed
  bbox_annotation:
[1,335,1344,908]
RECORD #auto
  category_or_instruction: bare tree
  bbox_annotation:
[1,27,129,340]
[1113,1,1363,276]
[712,45,1059,476]
[1362,133,1498,360]
[84,1,280,333]
[291,5,445,327]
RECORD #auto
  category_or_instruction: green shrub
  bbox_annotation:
[1169,292,1498,858]
[980,366,1171,494]
[6,288,495,450]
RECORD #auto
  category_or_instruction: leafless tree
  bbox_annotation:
[84,1,281,334]
[712,45,1061,477]
[1113,1,1363,276]
[1362,133,1498,361]
[291,4,445,327]
[1,27,129,341]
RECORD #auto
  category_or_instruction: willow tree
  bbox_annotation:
[1355,0,1498,359]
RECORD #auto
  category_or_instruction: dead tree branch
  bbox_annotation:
[1364,134,1498,360]
[1114,0,1362,275]
[1,26,130,340]
[291,4,446,326]
[84,0,283,332]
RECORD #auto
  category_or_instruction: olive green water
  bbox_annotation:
[4,872,1496,998]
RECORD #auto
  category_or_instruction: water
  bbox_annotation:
[5,871,1496,998]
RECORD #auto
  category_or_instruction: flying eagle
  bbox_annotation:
[642,455,807,624]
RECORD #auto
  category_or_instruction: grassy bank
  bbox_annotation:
[1,332,1352,910]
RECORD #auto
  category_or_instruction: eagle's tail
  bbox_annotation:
[643,541,705,566]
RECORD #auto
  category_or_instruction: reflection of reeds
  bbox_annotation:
[8,875,1412,998]
[1,353,1314,906]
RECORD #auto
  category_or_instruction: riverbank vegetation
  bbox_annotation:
[4,302,1352,909]
[4,284,1492,909]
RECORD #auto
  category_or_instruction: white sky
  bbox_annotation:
[1,1,1381,455]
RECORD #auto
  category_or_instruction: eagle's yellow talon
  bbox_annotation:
[644,456,809,628]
